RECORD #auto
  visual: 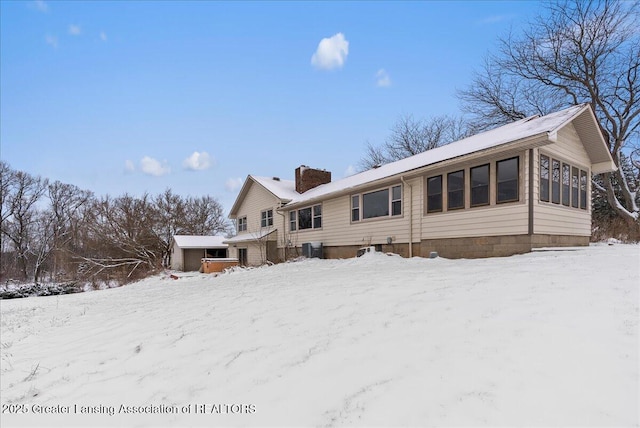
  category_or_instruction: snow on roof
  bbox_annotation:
[173,235,228,249]
[223,228,276,244]
[251,176,298,201]
[285,104,589,208]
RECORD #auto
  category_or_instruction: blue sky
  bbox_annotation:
[1,0,543,212]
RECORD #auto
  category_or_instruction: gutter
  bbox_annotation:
[400,176,413,258]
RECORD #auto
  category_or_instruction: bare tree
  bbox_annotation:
[359,114,470,170]
[1,169,48,279]
[459,0,640,229]
[184,195,232,236]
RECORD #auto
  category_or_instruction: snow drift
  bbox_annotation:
[1,244,638,427]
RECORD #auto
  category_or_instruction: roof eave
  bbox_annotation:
[282,133,552,211]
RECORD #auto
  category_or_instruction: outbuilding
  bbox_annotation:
[170,235,229,271]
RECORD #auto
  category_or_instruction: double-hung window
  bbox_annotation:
[561,163,570,206]
[426,176,443,213]
[496,157,519,203]
[447,170,465,210]
[540,155,550,202]
[261,209,273,228]
[313,205,322,228]
[351,195,360,222]
[237,216,247,232]
[470,164,489,207]
[580,170,588,210]
[571,167,579,208]
[289,211,296,231]
[551,159,561,204]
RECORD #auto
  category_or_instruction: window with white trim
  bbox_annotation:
[289,211,296,231]
[352,185,402,221]
[237,216,247,232]
[260,209,273,228]
[290,204,322,231]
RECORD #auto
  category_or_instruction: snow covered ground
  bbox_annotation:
[1,244,638,427]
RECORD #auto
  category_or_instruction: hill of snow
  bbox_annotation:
[1,244,638,427]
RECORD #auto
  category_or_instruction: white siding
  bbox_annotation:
[534,124,592,236]
[420,152,529,239]
[230,181,284,266]
[283,177,422,248]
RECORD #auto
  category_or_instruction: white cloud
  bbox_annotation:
[376,69,391,87]
[68,25,82,36]
[344,165,356,177]
[225,177,244,192]
[140,156,171,177]
[311,33,349,70]
[124,160,135,173]
[31,1,49,13]
[182,151,213,171]
[45,34,58,48]
[100,31,107,42]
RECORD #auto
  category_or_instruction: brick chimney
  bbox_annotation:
[295,165,331,193]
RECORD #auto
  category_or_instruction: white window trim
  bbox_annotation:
[351,184,402,222]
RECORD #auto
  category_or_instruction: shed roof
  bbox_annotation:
[173,235,228,249]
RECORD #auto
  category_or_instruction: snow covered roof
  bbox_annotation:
[283,104,614,209]
[223,228,276,244]
[173,235,228,249]
[228,176,297,217]
[227,104,614,214]
[251,176,298,201]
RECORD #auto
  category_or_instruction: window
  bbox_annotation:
[580,170,588,210]
[571,167,579,208]
[391,185,402,216]
[261,209,273,228]
[313,205,322,228]
[447,170,465,210]
[426,175,442,213]
[298,207,312,230]
[496,157,519,203]
[552,159,561,204]
[289,211,296,231]
[470,164,489,207]
[540,155,550,202]
[351,195,360,222]
[237,216,247,232]
[562,163,570,206]
[294,204,322,230]
[353,185,403,220]
[363,189,389,219]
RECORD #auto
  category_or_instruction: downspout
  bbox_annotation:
[528,149,534,237]
[276,202,287,261]
[401,176,413,258]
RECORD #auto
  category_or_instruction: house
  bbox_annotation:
[226,104,616,264]
[170,235,229,271]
